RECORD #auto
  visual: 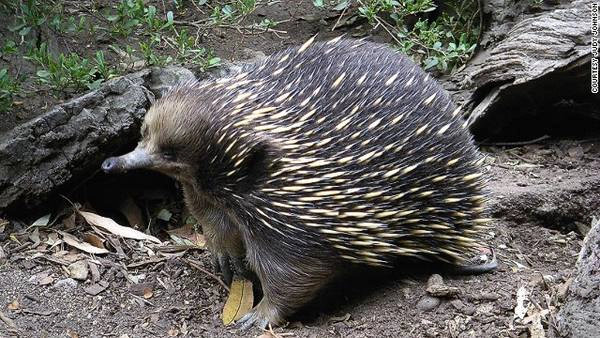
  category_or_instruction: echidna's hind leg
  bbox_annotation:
[235,246,336,330]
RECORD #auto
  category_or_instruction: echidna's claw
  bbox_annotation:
[235,310,269,331]
[234,299,282,331]
[213,254,251,286]
[218,254,233,286]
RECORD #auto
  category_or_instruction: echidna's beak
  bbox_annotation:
[102,147,153,174]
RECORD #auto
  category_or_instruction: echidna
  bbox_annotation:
[102,36,494,329]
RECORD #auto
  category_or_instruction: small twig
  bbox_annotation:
[331,5,349,31]
[478,135,551,147]
[186,258,230,292]
[0,311,19,333]
[130,293,155,307]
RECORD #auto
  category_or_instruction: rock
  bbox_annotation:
[416,295,440,312]
[426,274,461,297]
[557,218,600,337]
[53,278,78,290]
[68,260,89,281]
[149,65,196,98]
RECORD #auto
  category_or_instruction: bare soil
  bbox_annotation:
[1,140,598,338]
[1,1,598,337]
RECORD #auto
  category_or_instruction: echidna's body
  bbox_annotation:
[103,37,489,328]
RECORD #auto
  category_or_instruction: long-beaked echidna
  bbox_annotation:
[102,36,493,329]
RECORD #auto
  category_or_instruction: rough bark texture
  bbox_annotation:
[444,0,597,139]
[0,67,194,214]
[557,218,600,338]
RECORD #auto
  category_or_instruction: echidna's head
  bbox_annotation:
[102,84,275,195]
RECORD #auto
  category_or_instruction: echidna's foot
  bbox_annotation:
[452,246,498,275]
[234,298,284,331]
[212,254,250,285]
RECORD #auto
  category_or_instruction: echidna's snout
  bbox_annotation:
[102,147,153,174]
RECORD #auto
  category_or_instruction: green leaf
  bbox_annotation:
[19,26,31,36]
[36,70,51,79]
[333,1,349,11]
[424,57,438,70]
[198,0,208,5]
[313,0,324,8]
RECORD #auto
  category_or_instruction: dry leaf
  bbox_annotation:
[63,213,76,229]
[119,196,145,229]
[256,333,276,338]
[82,233,106,250]
[29,228,41,246]
[167,224,206,248]
[46,232,60,246]
[143,287,154,299]
[514,286,530,320]
[31,214,51,227]
[39,276,55,286]
[78,211,161,244]
[167,328,179,337]
[67,329,79,338]
[60,232,109,255]
[156,209,173,222]
[222,278,254,325]
[7,300,20,310]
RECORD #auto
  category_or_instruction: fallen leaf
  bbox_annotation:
[46,232,60,246]
[84,281,109,296]
[328,313,351,323]
[143,287,154,299]
[67,329,79,338]
[168,224,206,248]
[514,286,530,320]
[0,311,18,332]
[7,300,20,310]
[29,228,41,246]
[63,213,76,229]
[82,233,106,250]
[78,211,161,244]
[222,278,254,325]
[157,209,173,222]
[60,232,109,255]
[167,328,179,337]
[39,276,55,286]
[31,214,51,227]
[119,196,145,229]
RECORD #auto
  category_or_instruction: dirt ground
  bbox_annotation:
[1,1,598,337]
[1,140,597,338]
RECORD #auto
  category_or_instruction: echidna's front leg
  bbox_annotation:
[236,246,336,330]
[198,210,248,285]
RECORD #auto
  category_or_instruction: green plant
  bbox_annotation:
[94,51,116,80]
[27,43,107,91]
[8,0,56,40]
[139,38,173,67]
[314,0,479,73]
[0,68,20,112]
[105,0,174,37]
[0,40,18,58]
[210,0,259,24]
